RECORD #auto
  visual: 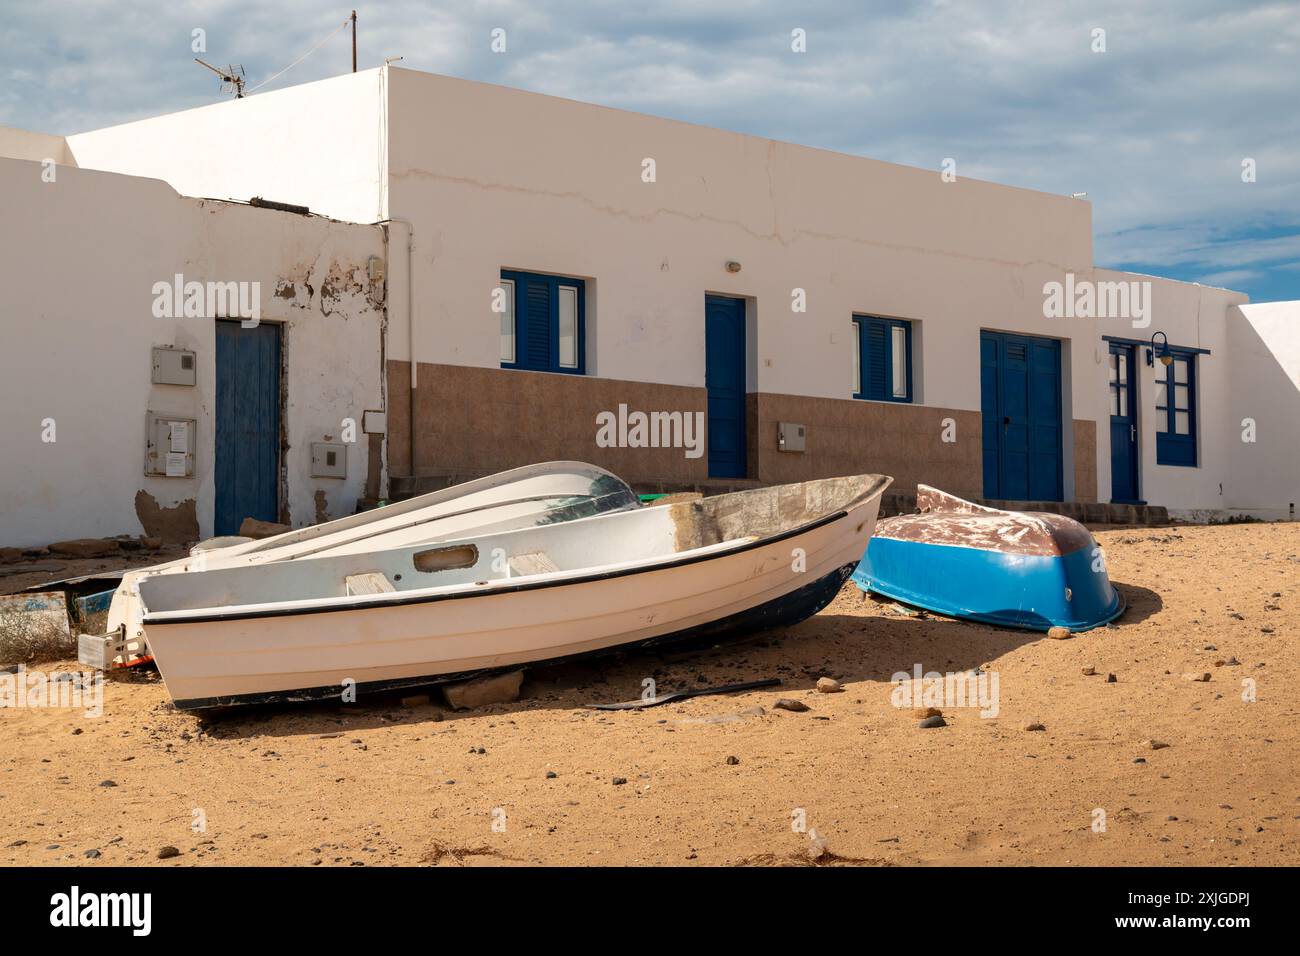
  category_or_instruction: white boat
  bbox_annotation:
[134,473,891,709]
[100,462,639,653]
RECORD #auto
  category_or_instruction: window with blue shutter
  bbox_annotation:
[1155,351,1197,466]
[499,270,586,374]
[853,315,912,403]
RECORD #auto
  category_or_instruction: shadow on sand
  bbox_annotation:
[196,579,1162,740]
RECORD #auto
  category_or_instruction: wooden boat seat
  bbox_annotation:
[344,571,398,596]
[508,551,561,577]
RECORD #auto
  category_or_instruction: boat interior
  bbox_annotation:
[139,474,889,618]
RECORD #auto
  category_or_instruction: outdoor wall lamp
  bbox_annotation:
[1147,331,1173,367]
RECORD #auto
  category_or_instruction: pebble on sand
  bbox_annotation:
[815,677,842,694]
[1144,739,1170,750]
[612,776,628,786]
[1024,722,1046,732]
[1183,672,1212,682]
[1081,665,1097,676]
[773,698,810,712]
[157,846,181,859]
[918,715,947,729]
[725,755,740,765]
[1047,626,1072,640]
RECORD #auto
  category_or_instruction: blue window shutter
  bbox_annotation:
[864,319,889,400]
[501,270,586,374]
[854,316,911,403]
[520,276,552,370]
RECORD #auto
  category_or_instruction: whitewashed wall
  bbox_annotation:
[1228,301,1300,519]
[0,158,386,548]
[65,70,386,226]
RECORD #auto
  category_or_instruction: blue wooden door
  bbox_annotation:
[1108,342,1140,502]
[215,320,281,536]
[705,295,747,479]
[980,331,1062,501]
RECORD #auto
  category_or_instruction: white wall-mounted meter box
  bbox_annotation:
[144,412,197,477]
[151,346,197,386]
[777,421,807,453]
[311,442,347,478]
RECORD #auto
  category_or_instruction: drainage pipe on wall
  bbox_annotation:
[377,217,416,484]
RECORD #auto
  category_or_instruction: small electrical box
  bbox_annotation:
[367,255,385,283]
[777,421,806,453]
[362,410,387,435]
[151,346,196,386]
[311,442,347,478]
[144,412,197,477]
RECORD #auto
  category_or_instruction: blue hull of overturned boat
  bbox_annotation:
[852,485,1123,632]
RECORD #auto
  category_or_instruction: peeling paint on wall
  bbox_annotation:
[134,490,199,544]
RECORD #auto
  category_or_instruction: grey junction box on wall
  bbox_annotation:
[311,442,347,478]
[144,412,197,477]
[151,346,196,386]
[777,421,806,453]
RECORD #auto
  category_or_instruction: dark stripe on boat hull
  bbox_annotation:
[173,562,857,712]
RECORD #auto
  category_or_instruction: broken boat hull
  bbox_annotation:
[851,485,1123,632]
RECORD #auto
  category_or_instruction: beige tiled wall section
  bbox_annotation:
[1073,419,1098,503]
[750,393,983,498]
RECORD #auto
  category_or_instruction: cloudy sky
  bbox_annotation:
[4,0,1297,301]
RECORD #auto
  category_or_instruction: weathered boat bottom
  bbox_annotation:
[174,562,858,712]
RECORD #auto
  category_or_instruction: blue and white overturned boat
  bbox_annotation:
[852,485,1123,632]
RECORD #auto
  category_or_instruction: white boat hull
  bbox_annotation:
[138,475,889,709]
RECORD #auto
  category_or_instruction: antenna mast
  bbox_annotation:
[195,58,246,98]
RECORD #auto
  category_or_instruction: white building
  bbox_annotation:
[2,66,1297,548]
[0,142,387,548]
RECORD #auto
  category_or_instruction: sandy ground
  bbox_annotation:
[1,522,1297,867]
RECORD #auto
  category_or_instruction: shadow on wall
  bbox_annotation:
[1228,311,1300,517]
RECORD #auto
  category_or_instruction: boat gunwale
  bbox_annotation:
[142,475,890,626]
[143,508,847,625]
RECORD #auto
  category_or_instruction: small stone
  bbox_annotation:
[725,755,740,765]
[815,677,842,693]
[918,715,947,729]
[773,698,810,713]
[1133,757,1147,764]
[71,728,83,735]
[83,849,101,859]
[1047,626,1072,640]
[1024,722,1046,732]
[48,538,121,558]
[399,694,430,708]
[545,771,557,779]
[1183,672,1211,682]
[1081,665,1096,676]
[441,670,523,710]
[612,776,628,786]
[99,779,117,787]
[1144,739,1170,750]
[157,846,181,859]
[7,840,27,847]
[1106,673,1117,683]
[1203,644,1218,651]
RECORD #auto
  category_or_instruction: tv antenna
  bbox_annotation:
[195,58,246,98]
